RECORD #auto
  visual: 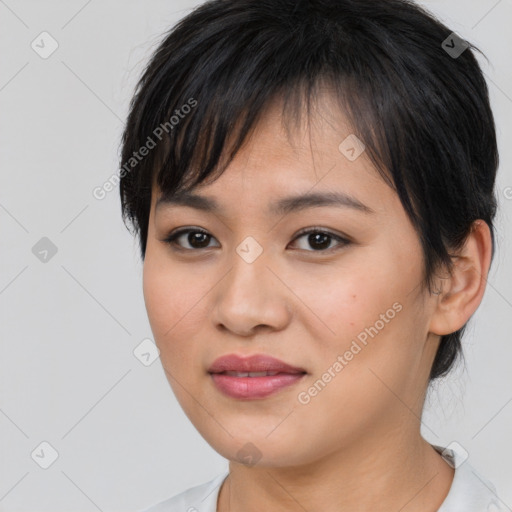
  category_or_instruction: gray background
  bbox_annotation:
[1,0,511,510]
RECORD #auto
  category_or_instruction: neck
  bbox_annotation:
[217,431,454,512]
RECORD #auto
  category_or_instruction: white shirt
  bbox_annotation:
[142,444,507,512]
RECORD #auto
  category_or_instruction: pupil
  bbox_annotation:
[309,233,330,250]
[190,232,209,248]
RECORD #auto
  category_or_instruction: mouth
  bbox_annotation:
[216,370,299,377]
[209,372,307,399]
[208,353,307,399]
[208,353,307,375]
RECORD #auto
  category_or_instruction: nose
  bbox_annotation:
[210,245,293,337]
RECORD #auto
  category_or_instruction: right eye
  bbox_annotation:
[162,227,220,251]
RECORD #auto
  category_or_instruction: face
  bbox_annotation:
[143,95,441,468]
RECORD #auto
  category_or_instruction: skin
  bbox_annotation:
[142,93,492,511]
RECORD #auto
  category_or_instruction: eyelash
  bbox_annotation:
[162,226,351,254]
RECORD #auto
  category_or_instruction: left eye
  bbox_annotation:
[163,227,350,252]
[291,228,350,252]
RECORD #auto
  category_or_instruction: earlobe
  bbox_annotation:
[428,220,493,336]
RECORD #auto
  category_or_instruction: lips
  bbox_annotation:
[208,354,308,399]
[208,353,307,375]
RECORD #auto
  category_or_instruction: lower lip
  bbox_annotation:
[210,372,306,399]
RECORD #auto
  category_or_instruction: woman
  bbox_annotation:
[119,0,506,510]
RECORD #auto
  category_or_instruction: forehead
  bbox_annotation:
[152,94,392,216]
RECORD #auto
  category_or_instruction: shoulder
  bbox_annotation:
[433,444,507,511]
[140,472,229,512]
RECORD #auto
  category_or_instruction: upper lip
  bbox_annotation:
[208,354,307,374]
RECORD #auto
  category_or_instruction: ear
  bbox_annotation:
[428,220,493,336]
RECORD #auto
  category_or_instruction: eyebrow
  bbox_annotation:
[155,190,375,216]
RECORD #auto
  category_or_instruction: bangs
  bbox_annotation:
[154,74,396,200]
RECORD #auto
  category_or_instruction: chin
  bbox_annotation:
[200,428,319,468]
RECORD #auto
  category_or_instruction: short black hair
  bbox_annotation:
[119,0,499,382]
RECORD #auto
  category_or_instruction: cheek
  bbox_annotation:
[142,254,188,367]
[295,256,404,340]
[142,253,211,373]
[293,286,418,447]
[142,258,172,338]
[143,248,192,334]
[296,245,422,380]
